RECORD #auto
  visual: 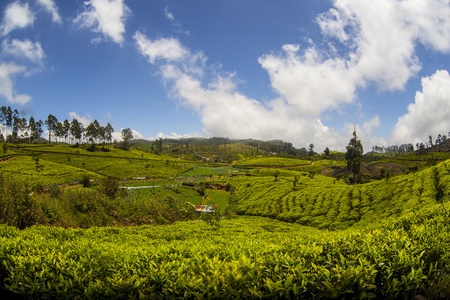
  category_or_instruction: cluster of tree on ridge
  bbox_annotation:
[372,132,449,154]
[0,106,134,148]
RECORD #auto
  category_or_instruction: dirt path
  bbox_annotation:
[0,155,18,163]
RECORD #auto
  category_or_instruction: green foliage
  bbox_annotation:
[234,156,310,167]
[0,156,102,187]
[200,195,221,229]
[0,175,43,229]
[224,159,450,230]
[98,176,122,199]
[1,205,450,298]
[345,130,364,184]
[81,175,91,187]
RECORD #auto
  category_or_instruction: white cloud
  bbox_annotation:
[36,0,62,24]
[164,7,174,22]
[259,45,357,116]
[0,1,34,36]
[1,39,45,64]
[134,0,450,151]
[134,32,342,150]
[343,116,382,152]
[134,32,190,64]
[0,63,32,104]
[111,128,145,142]
[69,112,93,127]
[392,70,450,145]
[260,0,450,118]
[74,0,130,45]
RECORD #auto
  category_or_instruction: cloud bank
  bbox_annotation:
[392,70,450,145]
[133,0,450,150]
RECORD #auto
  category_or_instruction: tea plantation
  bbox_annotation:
[1,143,450,299]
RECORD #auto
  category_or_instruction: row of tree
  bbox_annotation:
[0,106,134,148]
[371,132,449,154]
[415,133,449,150]
[44,114,114,146]
[371,144,414,154]
[0,106,44,143]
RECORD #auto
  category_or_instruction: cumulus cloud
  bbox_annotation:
[259,45,357,116]
[36,0,62,24]
[74,0,130,45]
[134,0,450,151]
[391,70,450,145]
[260,0,450,118]
[110,128,145,142]
[134,32,342,150]
[0,1,34,36]
[134,31,190,64]
[69,112,93,127]
[343,116,383,152]
[1,39,45,64]
[0,62,32,104]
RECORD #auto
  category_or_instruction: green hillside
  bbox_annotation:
[222,159,450,230]
[0,144,197,187]
[1,204,450,299]
[1,141,450,298]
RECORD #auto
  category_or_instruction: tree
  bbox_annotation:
[45,114,58,144]
[104,123,114,147]
[28,117,43,143]
[85,121,98,144]
[121,128,133,148]
[345,129,363,184]
[62,119,70,144]
[324,147,330,156]
[70,118,83,144]
[308,143,315,156]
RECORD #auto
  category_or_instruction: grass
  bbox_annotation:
[234,156,311,167]
[0,156,101,187]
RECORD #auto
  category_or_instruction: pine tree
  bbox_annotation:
[345,129,363,184]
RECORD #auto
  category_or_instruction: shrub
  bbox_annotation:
[98,176,121,199]
[0,175,43,229]
[81,175,91,187]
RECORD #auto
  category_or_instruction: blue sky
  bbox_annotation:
[0,0,449,151]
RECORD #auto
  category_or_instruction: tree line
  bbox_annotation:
[0,106,133,148]
[44,114,114,146]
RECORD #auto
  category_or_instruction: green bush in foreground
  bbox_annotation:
[1,204,449,299]
[0,174,197,228]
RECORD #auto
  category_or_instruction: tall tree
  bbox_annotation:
[121,128,133,148]
[29,117,43,143]
[62,119,71,144]
[105,123,114,146]
[308,143,315,156]
[45,114,58,144]
[55,122,64,144]
[85,122,97,144]
[345,129,364,184]
[70,118,82,144]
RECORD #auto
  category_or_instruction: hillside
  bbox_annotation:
[1,142,450,298]
[221,159,450,230]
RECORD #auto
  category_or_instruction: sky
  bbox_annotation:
[0,0,449,152]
